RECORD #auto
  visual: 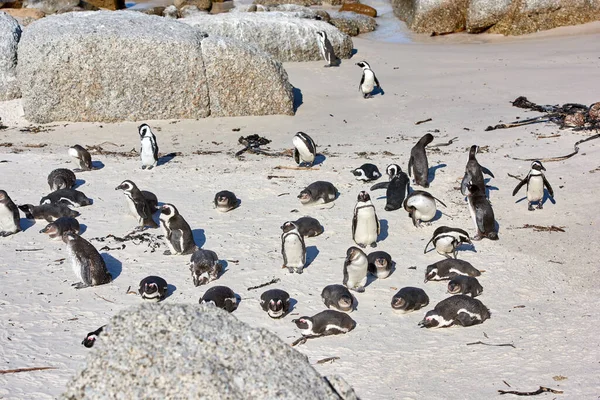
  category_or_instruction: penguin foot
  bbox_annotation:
[537,203,543,209]
[147,166,154,170]
[528,203,535,211]
[72,282,90,289]
[351,286,365,293]
[142,165,147,170]
[357,243,367,249]
[295,268,304,274]
[370,242,377,248]
[0,231,16,237]
[472,233,483,241]
[163,250,172,256]
[324,64,331,68]
[287,267,295,274]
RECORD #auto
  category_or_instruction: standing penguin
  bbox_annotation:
[316,31,340,67]
[63,232,112,289]
[39,217,80,240]
[159,203,197,255]
[512,160,554,211]
[419,295,490,328]
[356,61,382,99]
[293,132,317,167]
[403,190,446,227]
[0,190,21,237]
[115,180,158,229]
[465,183,498,241]
[424,226,472,259]
[138,123,159,170]
[408,134,434,188]
[281,221,306,274]
[352,191,380,248]
[68,145,92,171]
[461,145,494,196]
[343,246,368,292]
[370,164,410,211]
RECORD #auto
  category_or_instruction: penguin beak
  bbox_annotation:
[418,319,427,328]
[115,185,122,190]
[291,319,298,323]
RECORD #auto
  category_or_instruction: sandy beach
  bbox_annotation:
[1,21,600,399]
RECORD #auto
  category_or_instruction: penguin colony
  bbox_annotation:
[0,121,556,348]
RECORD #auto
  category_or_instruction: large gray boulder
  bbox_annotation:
[181,13,353,62]
[0,12,21,101]
[62,304,358,399]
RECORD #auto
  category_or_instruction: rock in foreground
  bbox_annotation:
[62,303,357,400]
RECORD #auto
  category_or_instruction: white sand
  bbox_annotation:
[1,24,600,400]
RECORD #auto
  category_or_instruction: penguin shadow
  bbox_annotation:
[19,218,36,232]
[101,253,122,280]
[313,154,326,166]
[543,190,556,206]
[192,229,206,249]
[79,223,88,235]
[351,49,358,56]
[427,164,446,184]
[218,260,229,278]
[292,87,303,112]
[431,210,444,223]
[457,244,477,255]
[287,298,298,315]
[305,246,320,269]
[371,86,385,97]
[91,161,105,170]
[484,178,499,198]
[158,152,178,167]
[74,179,86,188]
[377,219,389,242]
[165,284,177,300]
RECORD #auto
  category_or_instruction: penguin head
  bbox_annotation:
[424,266,439,283]
[115,180,136,192]
[469,145,479,157]
[418,311,441,328]
[18,204,34,219]
[280,221,298,234]
[144,282,158,294]
[346,246,365,263]
[316,31,326,40]
[160,203,179,217]
[267,299,286,318]
[373,256,389,269]
[138,123,152,138]
[531,160,545,171]
[0,190,8,202]
[337,295,353,312]
[357,191,371,202]
[352,168,367,180]
[82,334,98,348]
[298,189,313,204]
[447,280,462,294]
[355,61,371,70]
[292,317,313,330]
[391,296,406,310]
[386,164,401,178]
[39,222,57,235]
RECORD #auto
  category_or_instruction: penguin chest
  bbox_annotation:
[527,176,544,202]
[67,246,83,281]
[361,70,375,93]
[292,136,314,163]
[125,196,141,221]
[140,138,156,165]
[434,236,456,255]
[412,197,436,221]
[466,198,479,232]
[346,259,368,285]
[354,207,378,244]
[283,234,304,267]
[0,205,16,230]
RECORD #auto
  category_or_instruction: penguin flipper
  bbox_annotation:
[374,209,380,236]
[433,196,447,208]
[455,312,480,327]
[423,236,435,254]
[460,173,471,195]
[293,148,300,165]
[512,179,527,196]
[281,236,288,266]
[342,261,350,286]
[352,211,357,240]
[542,176,554,197]
[359,73,364,91]
[370,182,389,191]
[374,75,380,88]
[480,165,494,178]
[407,156,413,177]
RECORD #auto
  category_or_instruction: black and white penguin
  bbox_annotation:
[39,217,80,240]
[115,180,158,229]
[448,275,483,298]
[419,295,490,328]
[189,248,222,286]
[68,144,92,171]
[391,287,429,313]
[82,325,105,348]
[465,183,498,241]
[284,216,324,238]
[316,31,340,67]
[298,181,337,205]
[19,203,80,222]
[260,289,291,318]
[370,164,410,211]
[292,310,356,337]
[352,191,380,248]
[408,133,434,188]
[424,226,472,259]
[512,160,554,211]
[356,61,382,99]
[63,232,112,289]
[281,221,306,274]
[343,246,368,292]
[47,168,76,191]
[200,286,238,313]
[138,123,159,170]
[214,190,239,212]
[424,259,481,283]
[40,189,92,207]
[461,145,494,196]
[321,284,354,312]
[138,276,168,301]
[293,132,317,167]
[159,203,197,255]
[403,190,446,227]
[352,163,381,182]
[367,251,393,279]
[0,190,21,237]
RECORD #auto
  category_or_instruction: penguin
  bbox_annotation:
[19,203,80,222]
[68,144,92,171]
[115,180,158,229]
[403,190,446,227]
[367,250,393,279]
[465,183,498,241]
[63,232,112,289]
[40,189,92,207]
[356,61,382,99]
[512,160,554,211]
[293,132,317,167]
[200,286,238,312]
[298,181,337,205]
[418,295,490,328]
[138,275,168,301]
[292,310,356,338]
[321,284,354,312]
[352,191,380,248]
[82,325,105,348]
[343,246,368,292]
[159,203,197,255]
[391,287,429,313]
[39,217,80,240]
[214,190,239,212]
[284,216,324,238]
[370,164,410,211]
[461,145,494,196]
[47,168,76,191]
[139,123,159,170]
[448,275,483,298]
[423,226,472,259]
[316,31,340,67]
[352,163,381,182]
[424,259,481,283]
[260,289,291,318]
[189,248,222,286]
[0,190,21,237]
[281,221,306,274]
[408,133,434,188]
